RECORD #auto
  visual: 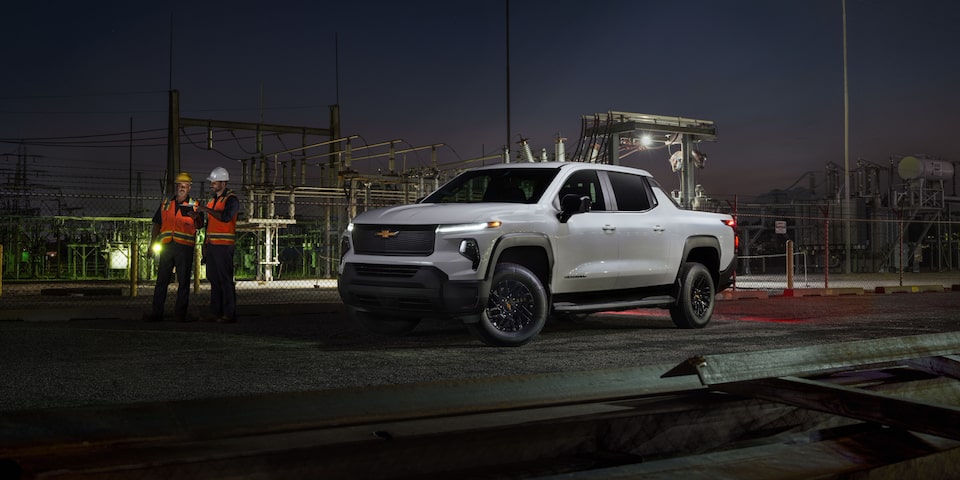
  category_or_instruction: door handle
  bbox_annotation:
[602,225,617,232]
[653,225,665,232]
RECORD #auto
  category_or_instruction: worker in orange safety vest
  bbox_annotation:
[194,166,240,323]
[144,172,203,322]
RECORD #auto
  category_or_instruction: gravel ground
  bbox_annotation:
[2,290,959,413]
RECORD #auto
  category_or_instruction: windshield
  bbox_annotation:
[422,167,560,204]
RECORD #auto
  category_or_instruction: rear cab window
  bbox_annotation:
[606,171,657,212]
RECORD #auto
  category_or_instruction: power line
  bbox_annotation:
[0,128,166,141]
[0,104,331,116]
[0,90,168,100]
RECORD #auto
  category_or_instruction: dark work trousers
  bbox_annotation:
[205,244,237,319]
[152,242,195,319]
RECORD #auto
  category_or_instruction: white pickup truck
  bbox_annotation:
[338,162,737,346]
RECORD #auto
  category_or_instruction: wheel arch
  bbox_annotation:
[458,234,553,326]
[681,236,722,285]
[486,233,553,290]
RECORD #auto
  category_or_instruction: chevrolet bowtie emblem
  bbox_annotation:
[375,229,399,239]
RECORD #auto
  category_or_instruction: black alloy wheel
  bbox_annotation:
[468,262,548,347]
[669,262,715,329]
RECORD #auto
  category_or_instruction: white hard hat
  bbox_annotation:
[207,166,230,182]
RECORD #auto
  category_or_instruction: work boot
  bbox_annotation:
[143,313,162,322]
[216,315,237,324]
[176,314,196,323]
[200,313,220,322]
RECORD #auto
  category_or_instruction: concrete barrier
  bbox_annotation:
[717,290,769,300]
[782,288,865,297]
[874,285,945,294]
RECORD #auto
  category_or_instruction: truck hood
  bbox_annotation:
[352,202,536,225]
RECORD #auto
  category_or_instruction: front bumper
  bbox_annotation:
[338,263,484,317]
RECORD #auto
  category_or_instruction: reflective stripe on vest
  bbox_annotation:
[206,191,237,245]
[159,198,197,246]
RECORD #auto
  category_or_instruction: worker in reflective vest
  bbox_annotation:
[195,166,240,323]
[145,172,203,322]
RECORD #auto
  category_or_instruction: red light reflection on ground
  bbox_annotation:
[735,316,805,324]
[600,309,667,317]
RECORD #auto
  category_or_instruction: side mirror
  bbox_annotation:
[558,194,591,223]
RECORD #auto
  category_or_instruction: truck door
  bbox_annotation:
[605,171,678,289]
[551,169,619,293]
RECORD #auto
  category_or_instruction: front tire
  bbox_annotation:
[669,262,715,329]
[348,307,421,336]
[467,263,548,347]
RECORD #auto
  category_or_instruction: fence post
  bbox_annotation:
[786,239,794,290]
[898,208,904,287]
[820,205,830,289]
[130,240,138,297]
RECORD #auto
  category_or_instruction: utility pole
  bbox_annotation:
[166,13,178,196]
[842,0,853,273]
[167,89,181,196]
[129,117,133,215]
[505,0,511,159]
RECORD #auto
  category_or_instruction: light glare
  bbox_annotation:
[437,221,501,234]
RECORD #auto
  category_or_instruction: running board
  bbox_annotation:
[553,295,676,313]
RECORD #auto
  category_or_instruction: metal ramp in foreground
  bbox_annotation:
[2,333,959,478]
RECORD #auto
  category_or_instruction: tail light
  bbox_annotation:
[723,218,739,250]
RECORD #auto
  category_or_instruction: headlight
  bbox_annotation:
[340,224,353,259]
[436,221,501,234]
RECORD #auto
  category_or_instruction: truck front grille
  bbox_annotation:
[352,224,436,256]
[354,264,422,278]
[353,293,434,310]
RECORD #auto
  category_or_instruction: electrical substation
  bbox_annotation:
[1,100,958,286]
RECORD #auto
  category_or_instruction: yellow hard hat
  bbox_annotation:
[174,172,192,183]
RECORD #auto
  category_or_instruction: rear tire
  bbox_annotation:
[468,263,548,347]
[348,307,421,336]
[669,262,715,329]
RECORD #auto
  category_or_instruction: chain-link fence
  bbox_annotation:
[734,252,960,294]
[3,190,960,310]
[0,190,379,309]
[731,206,960,293]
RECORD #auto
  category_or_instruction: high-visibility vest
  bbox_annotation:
[205,190,237,245]
[157,197,198,246]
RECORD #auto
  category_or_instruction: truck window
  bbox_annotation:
[607,171,656,212]
[557,170,605,211]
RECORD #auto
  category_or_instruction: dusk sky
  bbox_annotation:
[2,0,958,201]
